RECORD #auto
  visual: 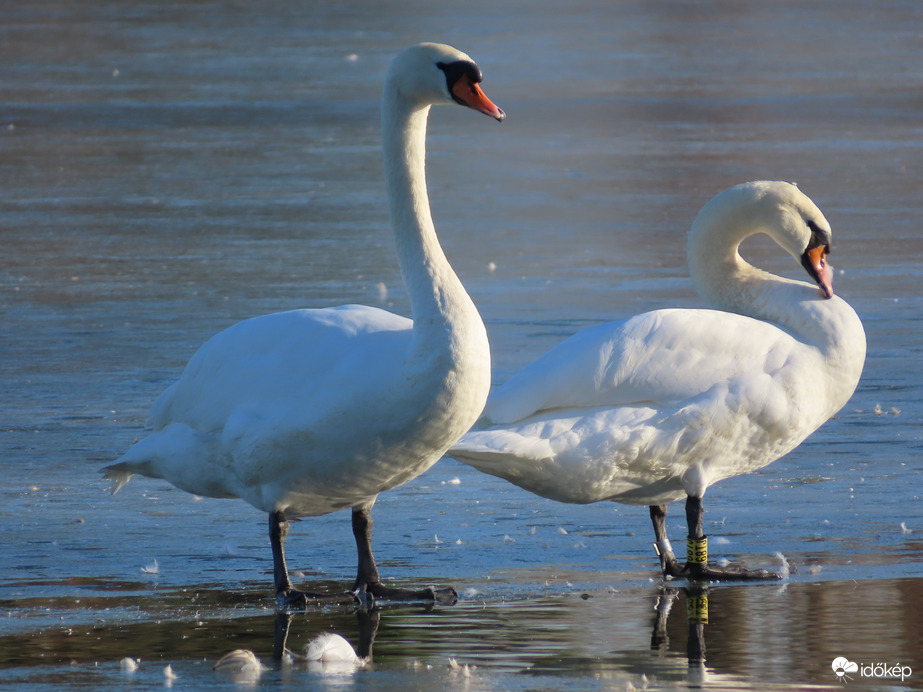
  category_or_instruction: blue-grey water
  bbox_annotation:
[2,1,921,690]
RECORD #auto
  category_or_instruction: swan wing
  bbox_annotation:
[483,308,812,425]
[149,305,412,434]
[454,308,823,504]
[108,305,418,507]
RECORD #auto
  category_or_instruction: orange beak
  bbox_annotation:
[802,244,834,299]
[451,74,506,122]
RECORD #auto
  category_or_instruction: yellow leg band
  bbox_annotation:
[686,592,709,624]
[687,536,708,565]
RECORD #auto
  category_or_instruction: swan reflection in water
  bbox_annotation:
[215,588,720,686]
[652,585,710,678]
[272,608,380,668]
[214,608,379,684]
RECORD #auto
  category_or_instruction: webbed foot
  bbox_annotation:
[359,581,457,605]
[654,541,781,581]
[276,587,359,611]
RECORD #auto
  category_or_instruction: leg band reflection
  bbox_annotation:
[686,591,709,624]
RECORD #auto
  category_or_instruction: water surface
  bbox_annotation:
[2,1,921,689]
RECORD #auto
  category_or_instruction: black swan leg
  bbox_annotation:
[650,497,781,581]
[269,510,357,609]
[351,505,457,604]
[650,504,685,577]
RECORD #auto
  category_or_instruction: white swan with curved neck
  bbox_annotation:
[103,43,504,606]
[450,181,866,580]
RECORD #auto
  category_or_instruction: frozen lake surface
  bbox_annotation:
[2,0,921,689]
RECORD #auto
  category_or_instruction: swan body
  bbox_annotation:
[104,43,504,603]
[110,306,454,515]
[450,181,866,577]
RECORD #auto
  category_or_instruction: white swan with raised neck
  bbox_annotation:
[104,42,504,605]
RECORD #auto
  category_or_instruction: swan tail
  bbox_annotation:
[102,424,241,500]
[101,435,167,494]
[449,430,553,471]
[450,433,600,504]
[100,463,134,494]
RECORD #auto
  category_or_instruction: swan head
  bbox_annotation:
[688,181,835,300]
[385,43,505,121]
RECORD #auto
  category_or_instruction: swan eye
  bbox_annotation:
[437,60,483,103]
[805,219,831,255]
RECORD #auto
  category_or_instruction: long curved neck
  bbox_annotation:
[688,227,866,410]
[690,226,830,343]
[380,89,485,368]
